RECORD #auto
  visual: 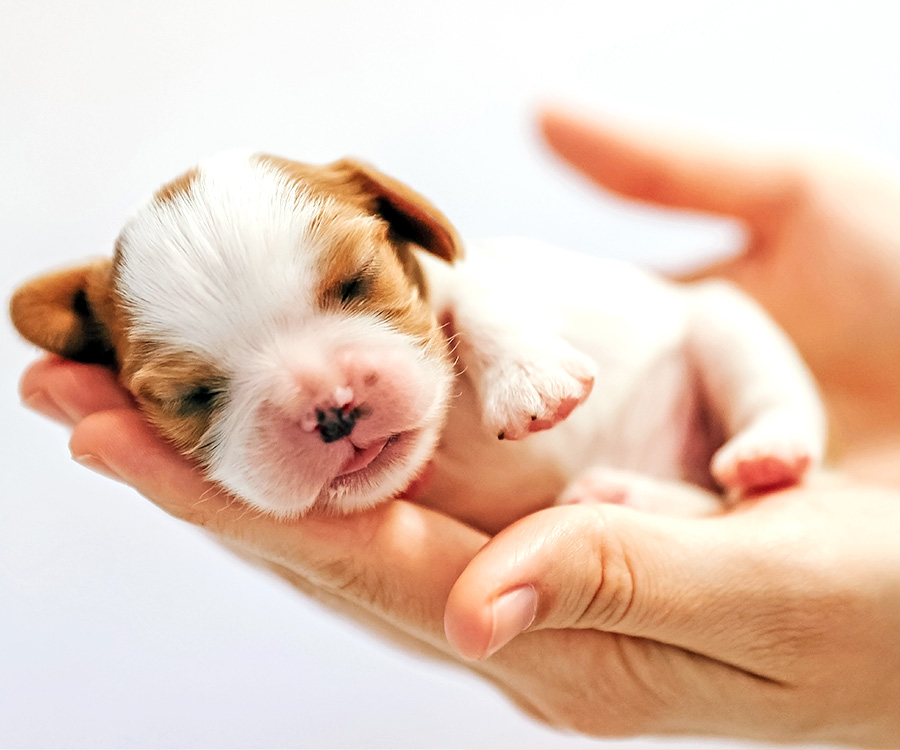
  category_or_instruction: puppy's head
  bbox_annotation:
[11,153,462,516]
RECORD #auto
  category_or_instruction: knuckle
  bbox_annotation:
[758,156,819,220]
[580,516,639,631]
[541,508,638,632]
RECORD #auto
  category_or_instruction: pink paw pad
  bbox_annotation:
[713,447,812,496]
[557,469,630,506]
[522,387,591,436]
[493,367,594,440]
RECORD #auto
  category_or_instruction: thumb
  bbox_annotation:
[444,502,792,680]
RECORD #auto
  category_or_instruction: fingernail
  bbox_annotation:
[22,391,74,427]
[485,585,537,658]
[72,453,122,482]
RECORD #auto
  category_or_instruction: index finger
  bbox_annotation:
[20,354,134,426]
[540,107,802,225]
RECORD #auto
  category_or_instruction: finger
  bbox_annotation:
[444,501,803,680]
[68,411,793,738]
[669,249,759,286]
[68,408,488,652]
[539,107,800,225]
[19,355,134,426]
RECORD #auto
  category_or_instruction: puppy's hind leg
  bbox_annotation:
[557,467,721,517]
[685,281,827,498]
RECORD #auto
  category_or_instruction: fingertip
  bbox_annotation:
[20,354,67,403]
[484,585,538,658]
[444,585,493,661]
[21,388,74,427]
[20,355,133,423]
[536,104,597,159]
[68,408,183,487]
[444,527,544,660]
[69,408,233,526]
[70,409,142,469]
[72,451,123,483]
[536,103,570,142]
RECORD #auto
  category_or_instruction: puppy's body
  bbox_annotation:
[11,153,825,529]
[417,241,706,530]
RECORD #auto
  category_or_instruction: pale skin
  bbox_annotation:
[18,109,900,746]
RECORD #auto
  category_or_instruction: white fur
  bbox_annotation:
[113,155,826,523]
[419,238,824,528]
[117,152,326,359]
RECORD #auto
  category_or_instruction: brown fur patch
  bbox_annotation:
[123,348,225,456]
[10,260,120,365]
[154,166,199,206]
[258,154,456,350]
[257,154,463,262]
[313,207,439,345]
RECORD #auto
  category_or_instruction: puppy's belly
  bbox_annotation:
[418,350,709,535]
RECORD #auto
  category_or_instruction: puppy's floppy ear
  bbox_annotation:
[10,259,119,366]
[331,158,464,263]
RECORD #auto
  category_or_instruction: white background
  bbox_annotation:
[2,1,899,747]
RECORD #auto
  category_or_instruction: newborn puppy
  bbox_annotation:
[10,154,825,531]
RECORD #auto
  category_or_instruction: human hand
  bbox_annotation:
[22,356,900,746]
[540,108,900,476]
[18,355,487,663]
[444,480,900,747]
[20,357,900,746]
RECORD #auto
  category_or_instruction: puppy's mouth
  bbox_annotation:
[333,432,406,482]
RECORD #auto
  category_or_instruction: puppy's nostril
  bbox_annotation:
[316,406,361,443]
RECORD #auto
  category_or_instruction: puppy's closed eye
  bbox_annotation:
[129,361,226,417]
[337,273,368,305]
[177,383,223,415]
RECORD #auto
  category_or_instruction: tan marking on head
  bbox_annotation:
[257,154,463,262]
[154,166,199,206]
[257,155,449,349]
[309,201,441,349]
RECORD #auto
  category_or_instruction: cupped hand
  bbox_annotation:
[24,356,900,746]
[444,485,900,746]
[446,109,900,746]
[19,355,486,662]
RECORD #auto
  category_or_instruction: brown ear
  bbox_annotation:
[9,260,119,366]
[330,158,464,262]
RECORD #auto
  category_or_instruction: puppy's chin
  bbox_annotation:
[321,421,441,513]
[212,419,443,518]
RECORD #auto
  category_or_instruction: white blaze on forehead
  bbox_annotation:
[116,152,324,355]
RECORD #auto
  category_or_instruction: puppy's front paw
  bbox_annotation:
[711,421,817,497]
[480,346,595,440]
